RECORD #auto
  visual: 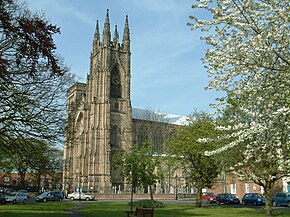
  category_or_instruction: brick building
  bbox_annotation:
[0,172,62,192]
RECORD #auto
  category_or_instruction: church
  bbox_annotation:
[62,11,287,199]
[62,10,186,194]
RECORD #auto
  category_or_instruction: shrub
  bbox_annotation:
[128,199,164,208]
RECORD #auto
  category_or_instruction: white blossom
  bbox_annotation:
[190,0,290,189]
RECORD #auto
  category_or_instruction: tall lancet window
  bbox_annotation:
[110,66,122,98]
[75,112,84,157]
[110,127,120,152]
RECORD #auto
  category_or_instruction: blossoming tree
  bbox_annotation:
[189,1,289,216]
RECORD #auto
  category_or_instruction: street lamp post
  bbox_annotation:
[175,175,178,200]
[79,172,82,202]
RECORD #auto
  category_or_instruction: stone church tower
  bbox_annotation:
[63,10,132,193]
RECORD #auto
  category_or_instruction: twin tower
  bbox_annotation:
[63,10,133,193]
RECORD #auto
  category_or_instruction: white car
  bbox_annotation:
[67,192,95,201]
[5,192,28,204]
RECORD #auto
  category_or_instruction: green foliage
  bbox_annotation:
[0,138,63,189]
[168,111,221,206]
[129,199,164,208]
[169,112,221,185]
[113,142,161,190]
[113,141,162,207]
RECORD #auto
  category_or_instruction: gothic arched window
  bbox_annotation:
[75,112,84,157]
[75,112,84,135]
[137,134,144,149]
[153,128,163,153]
[110,66,122,98]
[110,127,120,151]
[137,126,148,149]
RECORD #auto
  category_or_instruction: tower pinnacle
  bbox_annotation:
[93,20,100,48]
[102,9,111,47]
[113,24,119,47]
[122,15,130,51]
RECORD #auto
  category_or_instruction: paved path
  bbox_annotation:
[64,203,86,217]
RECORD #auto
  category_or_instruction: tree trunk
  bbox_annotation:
[149,185,154,201]
[130,185,134,212]
[36,174,41,192]
[264,182,273,217]
[18,171,26,188]
[51,175,55,190]
[195,186,202,207]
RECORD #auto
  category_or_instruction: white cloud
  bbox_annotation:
[26,0,95,26]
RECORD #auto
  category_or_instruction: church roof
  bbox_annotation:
[132,108,188,126]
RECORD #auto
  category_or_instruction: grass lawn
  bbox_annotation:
[79,201,290,217]
[0,201,289,217]
[0,202,75,217]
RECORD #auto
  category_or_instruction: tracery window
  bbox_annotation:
[153,127,163,153]
[110,127,120,151]
[110,66,121,98]
[137,134,145,149]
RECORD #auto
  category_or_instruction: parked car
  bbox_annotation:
[67,192,95,201]
[242,193,266,206]
[0,187,12,194]
[216,193,240,204]
[5,192,28,204]
[52,190,64,200]
[18,190,30,198]
[202,192,217,203]
[0,194,6,205]
[35,190,63,202]
[272,192,290,207]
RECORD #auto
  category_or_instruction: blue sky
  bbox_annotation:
[25,0,220,116]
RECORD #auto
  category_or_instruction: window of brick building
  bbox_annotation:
[245,183,250,193]
[230,183,237,194]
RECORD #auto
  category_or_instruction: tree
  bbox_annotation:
[168,111,221,207]
[0,66,74,153]
[138,142,162,201]
[0,0,64,77]
[6,139,38,188]
[46,149,63,190]
[189,1,290,216]
[0,0,74,153]
[132,107,179,195]
[29,142,51,191]
[113,142,161,211]
[0,148,13,172]
[29,141,63,191]
[213,94,290,215]
[0,138,63,191]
